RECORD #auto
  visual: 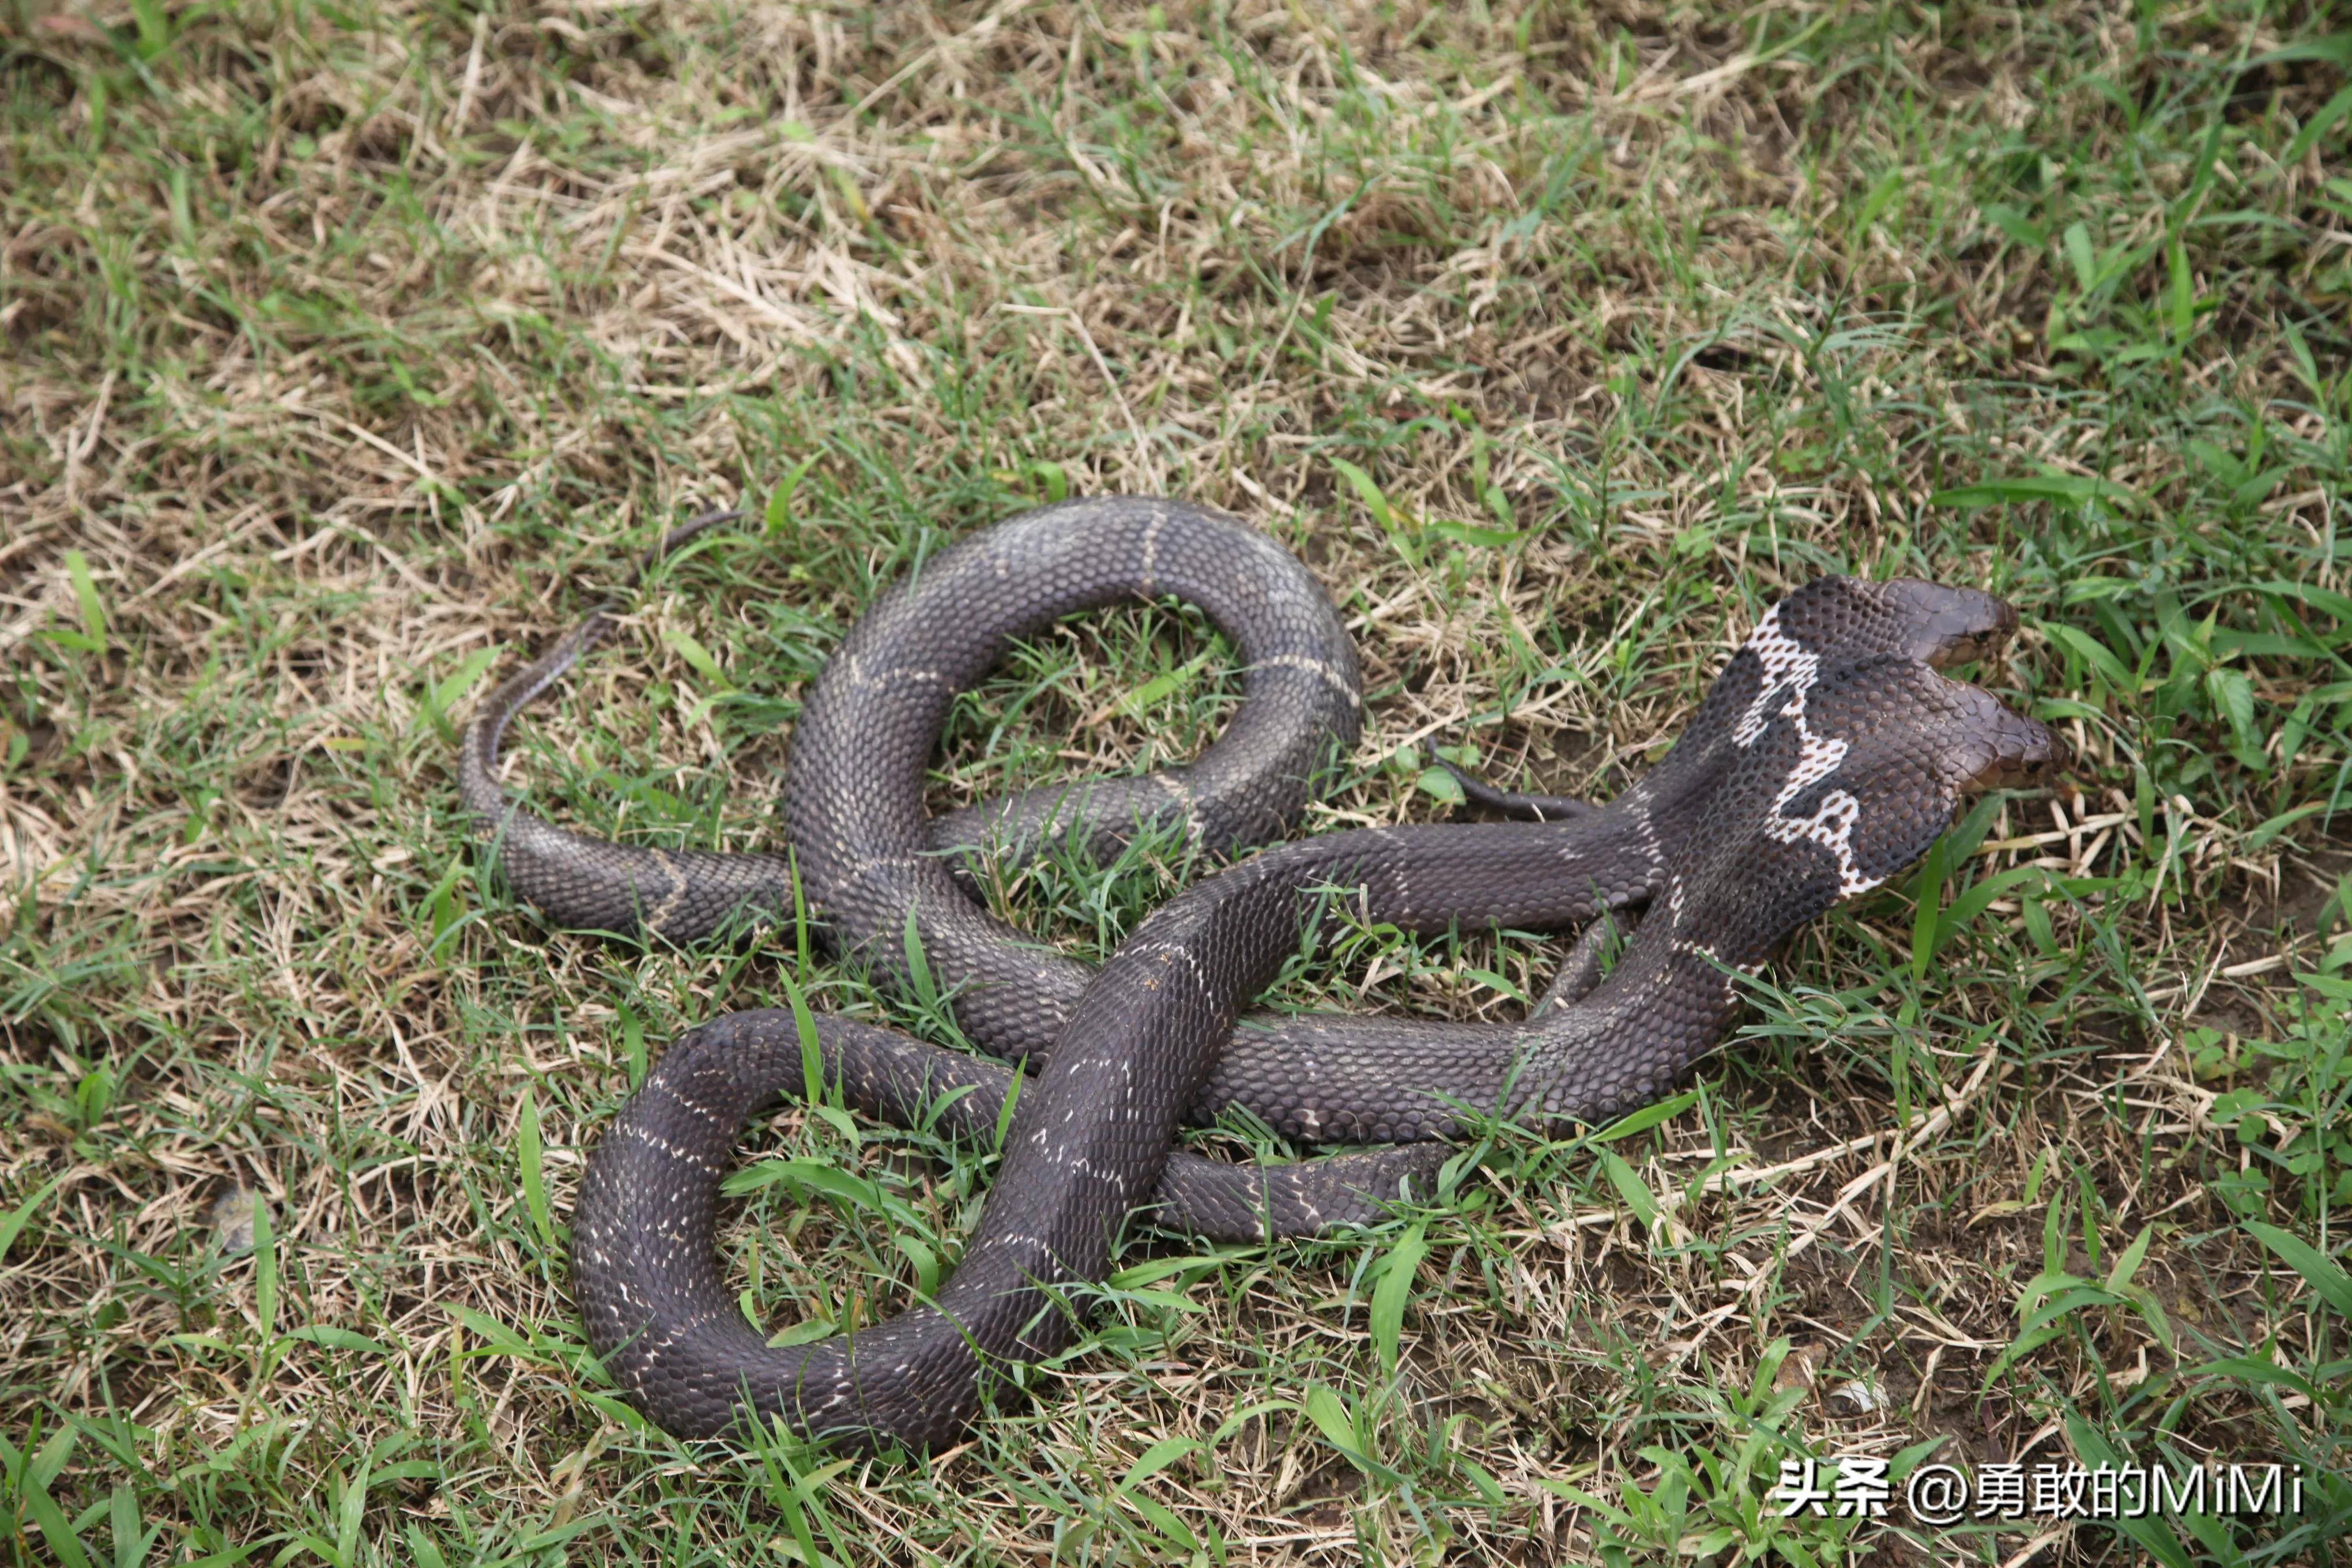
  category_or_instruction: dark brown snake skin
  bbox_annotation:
[459,498,2057,1448]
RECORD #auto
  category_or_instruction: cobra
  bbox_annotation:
[459,497,2057,1448]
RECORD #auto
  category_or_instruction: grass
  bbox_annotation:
[2,1,2349,1563]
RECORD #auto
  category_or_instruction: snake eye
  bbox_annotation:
[1983,721,2065,787]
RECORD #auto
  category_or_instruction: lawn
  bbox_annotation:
[2,2,2348,1563]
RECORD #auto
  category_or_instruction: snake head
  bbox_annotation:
[1872,579,2021,669]
[1669,617,2064,970]
[1774,576,2020,672]
[1945,687,2065,791]
[1776,658,2063,904]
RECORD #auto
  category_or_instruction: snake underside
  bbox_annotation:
[460,497,2057,1448]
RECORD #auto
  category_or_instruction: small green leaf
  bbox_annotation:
[1369,1221,1427,1375]
[2245,1220,2352,1316]
[894,1234,940,1297]
[2283,323,2325,399]
[993,1060,1023,1154]
[1208,1397,1297,1446]
[2285,83,2352,165]
[1598,1150,1660,1230]
[901,905,939,1013]
[2063,221,2097,292]
[518,1090,556,1255]
[108,1484,141,1568]
[406,1524,451,1568]
[619,1002,647,1088]
[1979,202,2046,248]
[22,1469,94,1568]
[1115,651,1211,717]
[1329,457,1392,529]
[2105,1224,2154,1292]
[1587,1088,1699,1144]
[338,1452,371,1564]
[1982,1324,2068,1385]
[2249,31,2352,69]
[64,550,107,651]
[280,1325,396,1357]
[2247,800,2328,851]
[449,1303,553,1363]
[2166,239,2193,341]
[2248,577,2352,625]
[1933,864,2053,959]
[1128,1494,1198,1552]
[1027,460,1070,504]
[2064,1416,2198,1568]
[2041,621,2136,693]
[424,859,469,962]
[2185,1352,2321,1400]
[422,646,501,733]
[726,1160,925,1231]
[1425,517,1521,548]
[2204,666,2256,745]
[1852,166,1903,236]
[1415,766,1465,805]
[1910,831,1953,979]
[765,455,819,536]
[664,629,729,689]
[0,1173,63,1264]
[1482,483,1515,532]
[1301,1384,1369,1469]
[1118,1436,1204,1494]
[129,0,171,59]
[29,1425,74,1491]
[1330,457,1419,565]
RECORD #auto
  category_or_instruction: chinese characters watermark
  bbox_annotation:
[1771,1458,2306,1525]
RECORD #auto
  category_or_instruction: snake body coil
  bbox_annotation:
[461,498,2055,1448]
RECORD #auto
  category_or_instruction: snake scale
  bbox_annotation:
[459,497,2057,1449]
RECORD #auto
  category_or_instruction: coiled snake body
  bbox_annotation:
[461,498,2055,1449]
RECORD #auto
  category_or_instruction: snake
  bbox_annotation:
[458,497,2057,1448]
